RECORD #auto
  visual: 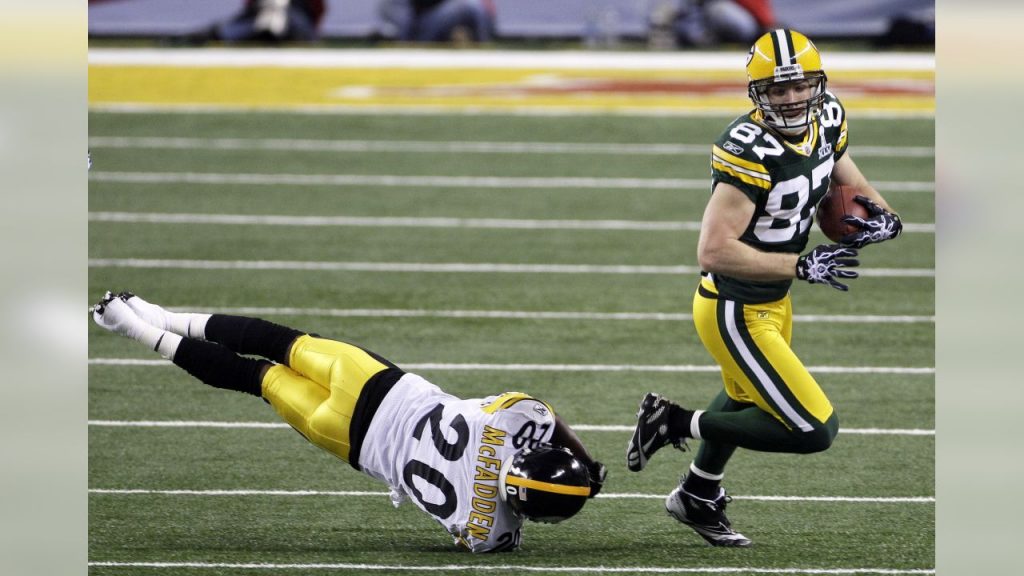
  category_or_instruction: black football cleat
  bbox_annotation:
[626,393,688,472]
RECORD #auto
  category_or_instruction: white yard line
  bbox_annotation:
[87,258,936,278]
[88,171,935,193]
[87,420,934,436]
[88,488,933,504]
[80,305,935,323]
[87,136,935,159]
[85,211,697,232]
[87,358,935,375]
[86,560,935,574]
[156,306,936,324]
[88,211,936,234]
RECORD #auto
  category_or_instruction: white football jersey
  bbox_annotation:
[358,373,556,553]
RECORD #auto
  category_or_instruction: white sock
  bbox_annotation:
[123,294,210,340]
[166,312,211,340]
[130,322,183,360]
[155,332,183,360]
[689,462,724,482]
[690,409,705,440]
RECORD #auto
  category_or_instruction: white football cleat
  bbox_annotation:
[93,292,150,340]
[118,291,172,331]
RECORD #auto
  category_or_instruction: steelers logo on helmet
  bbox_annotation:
[498,444,591,524]
[746,29,828,136]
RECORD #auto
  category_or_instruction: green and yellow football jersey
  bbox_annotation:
[707,91,850,303]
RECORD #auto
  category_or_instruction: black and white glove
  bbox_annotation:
[840,195,903,248]
[796,244,860,291]
[585,460,607,498]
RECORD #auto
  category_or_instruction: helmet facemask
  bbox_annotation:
[749,70,827,136]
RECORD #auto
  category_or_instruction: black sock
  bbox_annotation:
[173,338,270,397]
[667,403,695,441]
[683,471,722,500]
[204,315,304,365]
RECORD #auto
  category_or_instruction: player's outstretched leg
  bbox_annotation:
[94,291,269,397]
[626,393,693,472]
[665,475,751,547]
[118,291,302,365]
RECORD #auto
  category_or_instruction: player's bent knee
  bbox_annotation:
[799,427,833,453]
[797,413,839,454]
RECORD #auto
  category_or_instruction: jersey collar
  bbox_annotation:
[782,120,818,157]
[750,111,819,157]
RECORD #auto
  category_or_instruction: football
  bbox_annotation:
[816,183,870,243]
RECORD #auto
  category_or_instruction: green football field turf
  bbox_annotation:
[88,109,934,575]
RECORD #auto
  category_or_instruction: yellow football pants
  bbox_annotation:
[692,277,834,431]
[260,335,390,462]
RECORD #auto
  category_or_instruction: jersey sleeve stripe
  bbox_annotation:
[712,145,769,174]
[480,392,553,415]
[837,119,849,151]
[712,159,772,190]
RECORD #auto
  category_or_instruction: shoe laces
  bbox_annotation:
[713,492,734,527]
[680,482,732,511]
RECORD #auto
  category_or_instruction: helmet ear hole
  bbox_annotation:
[499,444,591,524]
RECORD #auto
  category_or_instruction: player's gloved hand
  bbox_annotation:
[839,195,903,248]
[796,244,860,291]
[585,460,607,498]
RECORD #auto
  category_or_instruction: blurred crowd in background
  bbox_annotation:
[87,0,934,48]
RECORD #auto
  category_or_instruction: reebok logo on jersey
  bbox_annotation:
[723,141,745,155]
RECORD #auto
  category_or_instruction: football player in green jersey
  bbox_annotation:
[626,29,903,547]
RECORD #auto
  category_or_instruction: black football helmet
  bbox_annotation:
[498,444,591,524]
